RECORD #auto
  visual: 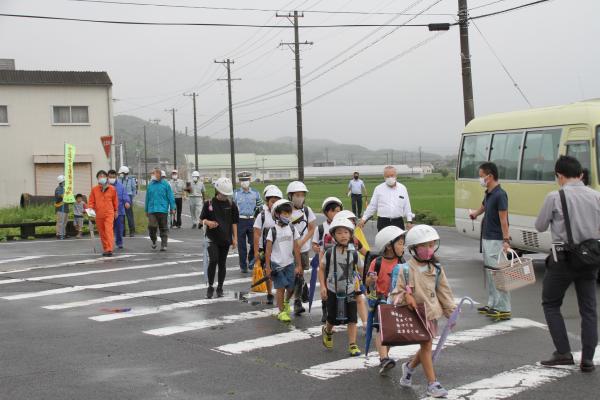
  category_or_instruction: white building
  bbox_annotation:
[185,153,298,181]
[0,65,114,207]
[304,164,426,178]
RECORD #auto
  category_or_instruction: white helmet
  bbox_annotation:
[286,181,308,194]
[335,210,356,222]
[405,225,440,248]
[375,226,406,253]
[118,166,129,174]
[264,186,283,199]
[213,177,234,196]
[161,170,166,177]
[322,196,343,212]
[171,169,178,175]
[192,171,200,177]
[263,184,277,196]
[329,217,355,236]
[57,175,65,183]
[272,199,293,215]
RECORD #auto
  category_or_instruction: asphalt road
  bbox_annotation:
[0,207,598,400]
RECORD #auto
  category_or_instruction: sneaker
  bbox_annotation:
[206,286,214,299]
[277,310,291,323]
[294,299,306,315]
[216,287,224,298]
[487,309,511,320]
[118,245,123,249]
[321,326,333,349]
[477,306,490,314]
[348,343,361,357]
[426,382,448,398]
[102,251,113,257]
[540,351,574,366]
[581,359,596,372]
[399,362,414,387]
[283,301,291,315]
[160,243,167,252]
[240,268,248,274]
[379,358,396,375]
[151,240,157,249]
[266,294,274,305]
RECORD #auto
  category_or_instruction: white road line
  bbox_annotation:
[90,296,239,321]
[0,255,136,275]
[141,237,183,243]
[43,277,252,310]
[0,256,45,264]
[0,259,202,286]
[1,266,239,300]
[301,318,546,380]
[426,348,600,400]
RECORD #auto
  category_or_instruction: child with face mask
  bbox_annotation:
[264,199,303,323]
[391,225,456,398]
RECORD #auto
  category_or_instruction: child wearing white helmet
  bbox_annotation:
[200,177,240,299]
[286,181,317,316]
[319,218,363,357]
[391,224,456,398]
[264,199,303,323]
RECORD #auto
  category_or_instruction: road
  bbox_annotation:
[0,211,598,399]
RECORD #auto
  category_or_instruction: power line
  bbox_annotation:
[470,0,552,20]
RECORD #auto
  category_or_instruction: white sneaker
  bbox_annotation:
[426,381,448,398]
[399,361,414,387]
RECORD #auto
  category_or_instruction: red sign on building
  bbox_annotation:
[100,135,112,158]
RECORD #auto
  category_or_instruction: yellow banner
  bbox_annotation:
[354,226,370,253]
[63,143,76,204]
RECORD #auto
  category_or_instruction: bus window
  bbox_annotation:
[520,129,561,181]
[459,134,490,178]
[490,132,522,180]
[566,141,591,171]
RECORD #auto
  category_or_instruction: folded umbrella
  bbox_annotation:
[432,296,475,362]
[308,254,319,312]
[364,293,379,356]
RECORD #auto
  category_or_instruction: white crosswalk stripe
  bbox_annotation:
[301,318,546,380]
[1,266,239,300]
[424,347,600,400]
[43,277,252,310]
[0,256,45,264]
[0,255,136,275]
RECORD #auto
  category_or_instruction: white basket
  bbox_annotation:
[492,249,536,292]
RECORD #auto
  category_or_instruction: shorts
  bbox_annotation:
[326,291,358,326]
[300,251,310,270]
[74,216,84,229]
[271,262,296,290]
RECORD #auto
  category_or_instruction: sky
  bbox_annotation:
[1,0,599,156]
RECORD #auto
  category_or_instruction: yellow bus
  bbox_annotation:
[455,100,600,253]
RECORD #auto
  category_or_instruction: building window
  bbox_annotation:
[0,105,7,124]
[53,106,89,124]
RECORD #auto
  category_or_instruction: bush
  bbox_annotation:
[413,210,440,226]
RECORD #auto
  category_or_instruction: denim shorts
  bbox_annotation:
[271,262,296,290]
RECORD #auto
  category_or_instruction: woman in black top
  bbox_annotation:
[200,178,239,298]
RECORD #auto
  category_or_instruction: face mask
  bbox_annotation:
[279,216,290,225]
[98,177,107,185]
[479,176,487,187]
[241,181,250,189]
[192,177,198,182]
[292,196,304,209]
[108,178,116,184]
[172,175,178,180]
[151,175,158,181]
[354,175,359,180]
[385,176,396,187]
[416,246,435,261]
[119,173,125,178]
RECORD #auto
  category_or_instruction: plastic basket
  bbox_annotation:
[492,249,536,292]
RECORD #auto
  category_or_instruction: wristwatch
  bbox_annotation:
[503,237,511,243]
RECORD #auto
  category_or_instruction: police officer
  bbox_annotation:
[118,166,137,237]
[357,165,413,231]
[535,155,600,372]
[233,171,263,273]
[188,171,206,229]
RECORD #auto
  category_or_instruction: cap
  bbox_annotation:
[237,171,252,181]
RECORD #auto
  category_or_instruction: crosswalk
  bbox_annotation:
[0,252,594,398]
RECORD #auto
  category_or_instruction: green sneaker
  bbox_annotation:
[487,309,511,321]
[283,301,291,314]
[348,343,362,357]
[322,326,333,349]
[277,310,291,323]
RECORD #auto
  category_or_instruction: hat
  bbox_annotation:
[237,171,252,181]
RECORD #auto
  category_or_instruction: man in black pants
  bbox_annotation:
[347,171,367,218]
[535,156,600,372]
[201,177,239,299]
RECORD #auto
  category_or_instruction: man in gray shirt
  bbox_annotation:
[535,155,600,372]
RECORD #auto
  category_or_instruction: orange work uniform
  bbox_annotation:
[88,184,118,252]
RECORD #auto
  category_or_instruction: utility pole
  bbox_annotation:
[143,125,148,181]
[458,0,475,124]
[277,10,313,181]
[184,92,199,171]
[215,59,240,180]
[165,109,177,170]
[149,118,161,167]
[123,141,128,166]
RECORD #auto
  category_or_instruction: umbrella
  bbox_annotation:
[85,208,97,254]
[354,226,370,252]
[202,228,209,285]
[307,254,320,312]
[364,293,379,356]
[250,274,272,289]
[432,296,475,362]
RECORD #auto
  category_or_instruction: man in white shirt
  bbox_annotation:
[347,171,368,217]
[357,166,413,232]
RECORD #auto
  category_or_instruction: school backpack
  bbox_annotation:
[267,224,296,246]
[324,247,360,291]
[291,207,311,236]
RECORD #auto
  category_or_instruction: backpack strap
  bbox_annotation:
[402,264,410,290]
[269,226,277,244]
[433,262,442,290]
[374,256,383,276]
[325,247,333,278]
[318,223,325,243]
[559,189,575,246]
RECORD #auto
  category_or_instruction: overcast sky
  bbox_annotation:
[2,0,599,155]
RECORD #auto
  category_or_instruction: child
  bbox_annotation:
[365,226,406,374]
[391,225,456,398]
[73,194,86,239]
[264,199,303,322]
[312,197,343,323]
[286,181,317,316]
[319,218,363,357]
[253,186,283,305]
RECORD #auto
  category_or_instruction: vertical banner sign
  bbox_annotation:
[63,143,76,204]
[100,135,112,158]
